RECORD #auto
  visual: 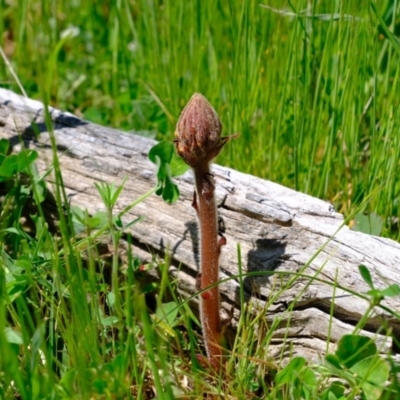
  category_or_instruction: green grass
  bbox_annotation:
[1,0,400,398]
[1,0,400,239]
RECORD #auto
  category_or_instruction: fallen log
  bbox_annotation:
[1,88,399,363]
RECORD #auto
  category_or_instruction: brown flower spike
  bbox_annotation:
[175,93,237,370]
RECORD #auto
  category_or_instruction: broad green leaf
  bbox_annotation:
[352,212,383,236]
[4,327,24,345]
[106,292,115,307]
[90,211,108,228]
[302,367,317,386]
[83,106,104,124]
[111,353,126,373]
[155,183,163,196]
[275,357,306,384]
[0,150,38,178]
[17,149,38,171]
[321,381,346,400]
[325,354,343,370]
[71,205,85,221]
[0,154,18,177]
[170,151,189,177]
[101,316,119,326]
[350,356,389,400]
[148,141,183,204]
[335,335,376,368]
[71,206,86,234]
[358,265,374,290]
[0,138,9,155]
[155,301,179,326]
[162,176,180,203]
[380,284,400,298]
[2,248,17,272]
[148,141,174,164]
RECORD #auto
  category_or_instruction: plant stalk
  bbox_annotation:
[194,162,223,369]
[174,92,237,370]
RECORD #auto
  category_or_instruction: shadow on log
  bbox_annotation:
[1,88,399,363]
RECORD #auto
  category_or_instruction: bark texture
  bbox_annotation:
[1,88,399,363]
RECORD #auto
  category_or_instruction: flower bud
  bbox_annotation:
[174,93,236,167]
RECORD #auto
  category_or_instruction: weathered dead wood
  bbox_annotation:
[1,88,399,363]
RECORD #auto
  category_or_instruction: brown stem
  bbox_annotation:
[194,162,224,370]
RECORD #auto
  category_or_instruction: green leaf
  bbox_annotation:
[4,327,24,345]
[2,248,16,272]
[162,176,180,204]
[170,151,189,177]
[153,302,179,337]
[71,205,85,221]
[335,335,377,368]
[90,211,108,228]
[0,150,38,178]
[1,227,23,236]
[302,366,317,386]
[148,141,184,204]
[275,357,306,384]
[380,284,400,298]
[101,316,119,326]
[113,215,123,228]
[148,141,174,165]
[352,212,383,236]
[83,106,105,124]
[106,292,115,307]
[17,149,38,171]
[32,178,47,203]
[71,206,86,233]
[0,138,9,155]
[141,282,158,294]
[0,154,18,177]
[321,381,346,400]
[155,301,179,326]
[28,162,47,203]
[350,356,389,400]
[359,265,374,290]
[325,354,343,370]
[110,177,127,207]
[15,256,32,270]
